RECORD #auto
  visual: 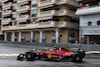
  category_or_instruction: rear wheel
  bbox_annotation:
[72,53,82,63]
[26,52,36,61]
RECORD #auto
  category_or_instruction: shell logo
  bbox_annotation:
[47,54,52,58]
[40,52,43,55]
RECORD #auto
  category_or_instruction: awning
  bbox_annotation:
[38,16,53,21]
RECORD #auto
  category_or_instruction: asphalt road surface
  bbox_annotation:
[0,43,100,67]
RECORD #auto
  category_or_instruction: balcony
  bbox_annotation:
[38,0,79,8]
[38,0,57,8]
[2,10,12,16]
[38,10,56,17]
[38,10,78,18]
[1,0,8,3]
[58,0,79,7]
[2,21,77,30]
[2,2,12,8]
[2,21,55,30]
[16,15,29,21]
[18,0,28,3]
[76,5,100,15]
[67,22,79,27]
[57,21,67,27]
[2,18,11,25]
[17,5,30,12]
[56,10,78,17]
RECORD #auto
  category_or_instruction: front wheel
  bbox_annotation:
[25,52,36,61]
[72,53,82,63]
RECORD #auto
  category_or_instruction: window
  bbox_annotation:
[32,0,38,4]
[52,32,56,43]
[70,32,76,37]
[13,0,17,3]
[97,21,100,25]
[12,14,17,20]
[88,21,92,26]
[32,4,37,7]
[52,32,56,37]
[32,9,37,17]
[32,9,37,14]
[13,6,17,11]
[13,14,17,18]
[14,22,17,25]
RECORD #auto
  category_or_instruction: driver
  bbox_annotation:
[54,46,60,50]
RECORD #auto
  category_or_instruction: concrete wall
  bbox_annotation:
[46,31,54,43]
[59,29,67,43]
[60,4,70,10]
[1,41,100,51]
[35,32,40,42]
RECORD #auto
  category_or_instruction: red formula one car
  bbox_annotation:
[17,47,85,63]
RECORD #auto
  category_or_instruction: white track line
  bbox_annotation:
[0,54,19,56]
[86,51,100,54]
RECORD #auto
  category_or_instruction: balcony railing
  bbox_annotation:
[38,0,57,7]
[57,21,67,27]
[68,22,79,27]
[2,22,55,30]
[2,2,12,8]
[1,0,8,3]
[38,10,56,17]
[76,5,100,15]
[17,15,29,21]
[78,5,100,10]
[38,10,78,18]
[57,10,78,17]
[2,18,11,25]
[2,21,77,30]
[58,0,79,7]
[38,0,79,7]
[17,5,30,12]
[2,10,12,16]
[18,0,28,3]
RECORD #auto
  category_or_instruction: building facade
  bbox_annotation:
[76,0,100,44]
[0,2,4,40]
[0,0,79,44]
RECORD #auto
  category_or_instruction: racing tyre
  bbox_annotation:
[72,53,82,63]
[17,54,24,60]
[26,52,36,61]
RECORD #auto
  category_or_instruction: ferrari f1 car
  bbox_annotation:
[17,47,85,63]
